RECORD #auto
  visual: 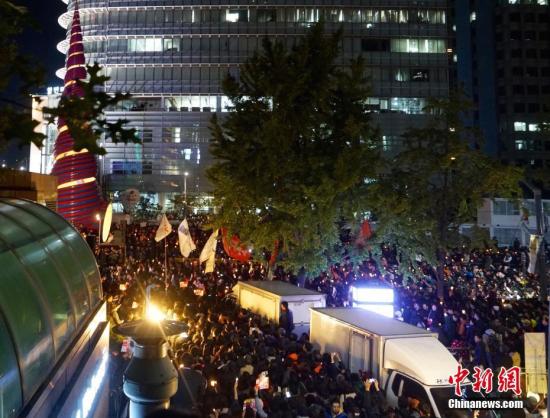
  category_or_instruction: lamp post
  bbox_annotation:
[184,171,189,202]
[113,319,187,418]
[95,213,102,245]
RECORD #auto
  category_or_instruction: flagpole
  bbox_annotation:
[164,237,168,287]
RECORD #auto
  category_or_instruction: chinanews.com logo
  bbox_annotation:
[447,365,524,410]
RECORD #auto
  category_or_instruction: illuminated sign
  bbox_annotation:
[74,349,108,418]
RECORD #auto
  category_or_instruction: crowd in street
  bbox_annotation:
[91,216,548,418]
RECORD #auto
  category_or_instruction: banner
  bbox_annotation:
[178,218,196,257]
[155,214,172,242]
[356,220,372,247]
[200,229,219,273]
[221,228,251,262]
[528,234,541,274]
[524,332,547,394]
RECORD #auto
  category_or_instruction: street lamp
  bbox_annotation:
[95,213,101,245]
[184,171,189,202]
[113,319,187,418]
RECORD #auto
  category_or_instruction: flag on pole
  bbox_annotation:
[155,214,172,242]
[178,218,196,257]
[528,234,541,274]
[200,229,218,273]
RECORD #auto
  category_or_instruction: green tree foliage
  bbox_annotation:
[367,92,523,296]
[207,23,379,275]
[133,196,163,221]
[44,64,138,155]
[0,0,45,150]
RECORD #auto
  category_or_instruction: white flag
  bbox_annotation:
[528,234,541,274]
[200,229,218,272]
[155,214,172,242]
[178,218,196,257]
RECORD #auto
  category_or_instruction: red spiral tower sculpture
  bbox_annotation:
[52,2,103,229]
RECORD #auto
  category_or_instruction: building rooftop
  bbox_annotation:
[238,280,324,297]
[311,308,434,337]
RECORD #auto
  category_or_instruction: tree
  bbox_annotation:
[0,0,45,150]
[207,23,379,275]
[367,93,523,297]
[0,0,137,154]
[44,64,139,155]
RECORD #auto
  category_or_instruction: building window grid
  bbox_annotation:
[78,7,447,28]
[68,2,450,193]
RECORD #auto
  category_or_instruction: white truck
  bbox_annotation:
[310,308,470,418]
[232,281,326,335]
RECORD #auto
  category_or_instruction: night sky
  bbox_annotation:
[24,0,67,87]
[0,0,67,166]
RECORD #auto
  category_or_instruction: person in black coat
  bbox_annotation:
[279,301,294,335]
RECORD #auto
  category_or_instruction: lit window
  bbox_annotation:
[221,96,234,112]
[184,149,192,160]
[514,122,526,131]
[394,70,409,82]
[470,12,476,22]
[390,38,446,53]
[174,127,181,143]
[528,123,539,131]
[515,140,526,150]
[389,97,426,114]
[226,9,248,23]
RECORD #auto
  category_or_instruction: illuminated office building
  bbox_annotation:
[454,0,550,165]
[55,0,451,206]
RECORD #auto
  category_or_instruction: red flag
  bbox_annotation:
[221,228,251,262]
[269,240,280,266]
[356,220,372,247]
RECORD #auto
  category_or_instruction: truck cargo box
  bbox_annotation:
[310,308,436,377]
[233,281,326,335]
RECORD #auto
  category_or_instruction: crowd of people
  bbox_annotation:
[91,216,548,418]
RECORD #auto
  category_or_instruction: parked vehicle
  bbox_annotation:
[310,308,469,417]
[232,281,326,335]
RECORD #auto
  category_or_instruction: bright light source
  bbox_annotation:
[145,303,165,322]
[351,284,394,318]
[357,304,395,318]
[352,286,394,304]
[95,213,101,221]
[226,10,239,22]
[184,171,189,176]
[19,166,25,171]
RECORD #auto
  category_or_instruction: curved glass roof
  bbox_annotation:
[0,198,102,417]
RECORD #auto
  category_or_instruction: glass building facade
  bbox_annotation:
[0,198,102,418]
[56,0,451,206]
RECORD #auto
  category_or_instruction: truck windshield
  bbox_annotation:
[430,386,474,418]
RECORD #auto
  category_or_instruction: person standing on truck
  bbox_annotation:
[279,301,294,335]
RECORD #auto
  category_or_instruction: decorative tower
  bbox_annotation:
[51,1,103,229]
